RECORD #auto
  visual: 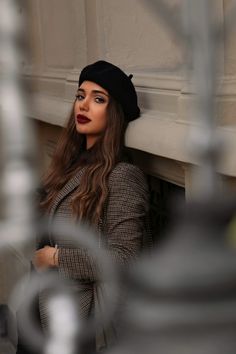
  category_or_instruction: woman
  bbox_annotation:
[17,60,151,353]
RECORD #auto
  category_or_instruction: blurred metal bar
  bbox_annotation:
[0,0,36,245]
[46,294,78,354]
[0,0,37,351]
[184,0,221,199]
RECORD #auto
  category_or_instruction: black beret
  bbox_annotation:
[78,60,140,122]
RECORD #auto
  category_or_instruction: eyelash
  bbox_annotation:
[95,97,105,103]
[75,94,106,104]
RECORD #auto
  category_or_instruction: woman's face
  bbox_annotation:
[74,80,109,149]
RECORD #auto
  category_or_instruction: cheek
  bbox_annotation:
[94,106,107,128]
[99,112,108,130]
[102,105,108,124]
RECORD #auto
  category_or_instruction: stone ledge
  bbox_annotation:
[24,68,184,91]
[126,113,236,177]
[29,93,236,178]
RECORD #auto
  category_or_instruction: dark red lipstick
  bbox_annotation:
[76,114,91,124]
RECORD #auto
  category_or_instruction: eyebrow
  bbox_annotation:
[77,88,109,97]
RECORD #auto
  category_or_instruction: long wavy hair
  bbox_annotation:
[40,96,127,225]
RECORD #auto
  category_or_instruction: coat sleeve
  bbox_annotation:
[57,163,150,282]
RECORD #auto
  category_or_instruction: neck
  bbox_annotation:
[86,135,98,150]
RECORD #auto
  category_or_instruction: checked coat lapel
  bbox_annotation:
[47,167,87,244]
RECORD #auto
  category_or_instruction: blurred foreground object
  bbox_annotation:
[1,0,236,353]
[110,197,236,354]
[0,0,37,352]
[107,1,236,353]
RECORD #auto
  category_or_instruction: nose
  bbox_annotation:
[79,97,89,112]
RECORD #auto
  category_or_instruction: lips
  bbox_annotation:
[76,114,91,124]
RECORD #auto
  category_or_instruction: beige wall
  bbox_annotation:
[224,0,236,75]
[23,0,236,189]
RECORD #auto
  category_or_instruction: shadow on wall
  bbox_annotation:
[148,175,185,244]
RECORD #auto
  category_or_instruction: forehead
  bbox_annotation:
[78,80,109,95]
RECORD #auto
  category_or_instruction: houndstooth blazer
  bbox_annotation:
[38,162,151,328]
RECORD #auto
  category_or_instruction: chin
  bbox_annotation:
[76,126,89,134]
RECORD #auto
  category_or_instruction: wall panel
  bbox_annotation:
[95,0,184,72]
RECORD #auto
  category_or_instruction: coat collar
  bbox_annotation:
[48,166,86,219]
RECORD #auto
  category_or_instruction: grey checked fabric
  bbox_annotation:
[38,162,151,329]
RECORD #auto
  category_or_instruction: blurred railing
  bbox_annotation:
[1,1,236,353]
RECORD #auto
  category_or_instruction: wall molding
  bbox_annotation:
[30,93,72,127]
[29,91,236,178]
[24,67,184,90]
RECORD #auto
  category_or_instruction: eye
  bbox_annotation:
[76,94,84,101]
[95,96,106,104]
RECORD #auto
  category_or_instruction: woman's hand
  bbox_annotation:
[32,246,58,271]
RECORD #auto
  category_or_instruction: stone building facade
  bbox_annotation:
[24,0,236,195]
